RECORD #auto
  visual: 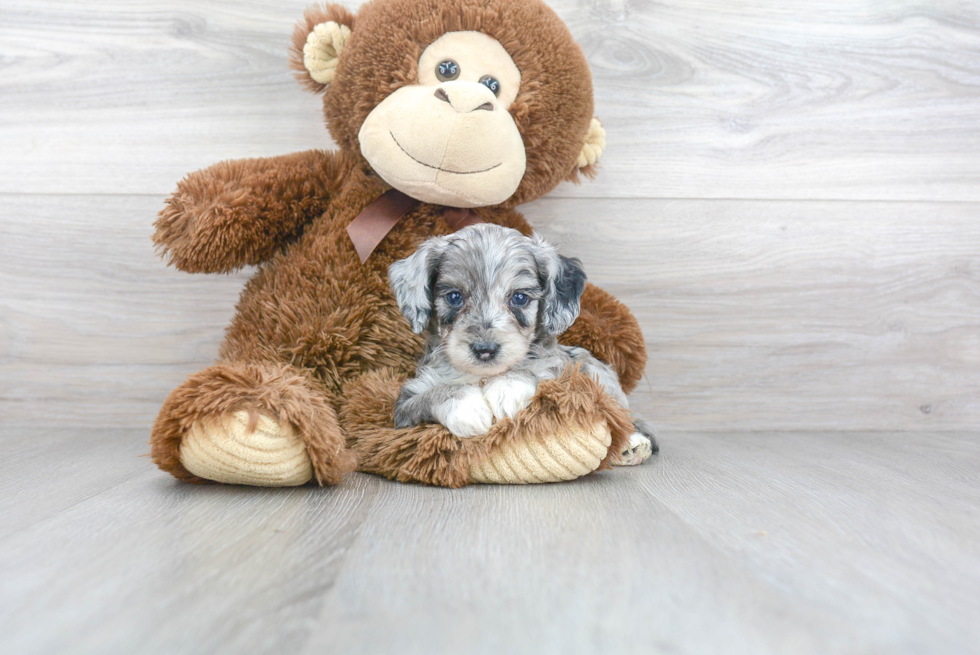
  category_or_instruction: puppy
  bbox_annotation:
[388,223,657,465]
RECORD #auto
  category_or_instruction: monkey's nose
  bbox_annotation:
[471,342,500,362]
[434,85,495,113]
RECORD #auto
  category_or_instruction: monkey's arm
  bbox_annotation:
[559,283,647,394]
[153,149,349,273]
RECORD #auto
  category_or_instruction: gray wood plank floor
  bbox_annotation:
[2,422,978,654]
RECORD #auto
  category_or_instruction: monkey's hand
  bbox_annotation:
[153,149,347,273]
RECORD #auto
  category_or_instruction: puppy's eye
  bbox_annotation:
[446,291,464,307]
[437,60,460,81]
[479,75,500,96]
[510,292,528,307]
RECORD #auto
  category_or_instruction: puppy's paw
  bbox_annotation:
[610,431,654,467]
[435,388,494,438]
[483,376,537,421]
[633,416,659,453]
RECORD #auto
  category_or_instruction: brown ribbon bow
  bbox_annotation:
[346,189,485,263]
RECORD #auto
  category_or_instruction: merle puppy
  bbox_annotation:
[388,223,657,465]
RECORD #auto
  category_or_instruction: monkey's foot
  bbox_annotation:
[342,366,635,487]
[180,410,314,487]
[468,419,612,484]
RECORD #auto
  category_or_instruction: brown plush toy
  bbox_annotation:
[150,0,649,488]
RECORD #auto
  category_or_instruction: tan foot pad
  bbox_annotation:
[180,411,313,487]
[468,420,612,484]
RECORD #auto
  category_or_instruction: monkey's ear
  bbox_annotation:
[573,117,607,178]
[289,4,357,93]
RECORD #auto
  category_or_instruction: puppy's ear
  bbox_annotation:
[388,237,448,334]
[533,236,587,335]
[289,4,356,94]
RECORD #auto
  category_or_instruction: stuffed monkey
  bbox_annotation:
[150,0,649,488]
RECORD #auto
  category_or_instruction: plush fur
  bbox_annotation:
[150,0,649,486]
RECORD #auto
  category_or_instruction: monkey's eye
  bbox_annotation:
[510,292,528,307]
[436,60,460,81]
[479,75,500,96]
[446,291,464,307]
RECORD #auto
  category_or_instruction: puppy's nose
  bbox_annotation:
[471,341,499,361]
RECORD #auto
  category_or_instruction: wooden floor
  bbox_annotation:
[3,0,980,652]
[2,417,979,654]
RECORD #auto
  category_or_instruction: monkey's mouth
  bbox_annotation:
[389,131,502,175]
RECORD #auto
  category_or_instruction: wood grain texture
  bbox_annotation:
[0,194,250,427]
[527,197,980,431]
[1,427,978,654]
[3,194,977,431]
[2,0,979,199]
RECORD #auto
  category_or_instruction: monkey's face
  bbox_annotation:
[358,32,526,208]
[293,0,604,207]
